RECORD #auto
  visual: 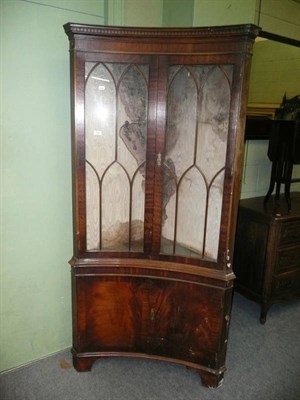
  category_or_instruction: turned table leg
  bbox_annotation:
[260,301,271,324]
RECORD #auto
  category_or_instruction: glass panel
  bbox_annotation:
[85,63,149,251]
[176,167,207,257]
[86,162,100,250]
[205,171,225,259]
[161,65,233,261]
[131,164,146,252]
[101,163,130,250]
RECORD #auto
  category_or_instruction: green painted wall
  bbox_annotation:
[0,0,105,372]
[124,0,163,26]
[163,0,194,27]
[258,0,300,41]
[249,40,300,103]
[193,0,257,26]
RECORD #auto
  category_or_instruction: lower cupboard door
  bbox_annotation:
[74,275,231,369]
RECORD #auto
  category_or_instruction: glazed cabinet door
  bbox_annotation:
[73,51,244,266]
[154,57,237,266]
[73,54,157,257]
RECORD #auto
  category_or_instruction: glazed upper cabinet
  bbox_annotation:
[64,23,259,388]
[85,59,231,259]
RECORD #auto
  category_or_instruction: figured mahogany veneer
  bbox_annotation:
[64,23,259,388]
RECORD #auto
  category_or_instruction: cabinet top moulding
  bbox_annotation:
[64,23,259,38]
[63,23,260,54]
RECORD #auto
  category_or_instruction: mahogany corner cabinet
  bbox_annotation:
[64,23,259,388]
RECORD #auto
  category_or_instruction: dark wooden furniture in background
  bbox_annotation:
[234,193,300,323]
[244,117,300,210]
[64,23,259,388]
[245,116,273,140]
[264,120,300,210]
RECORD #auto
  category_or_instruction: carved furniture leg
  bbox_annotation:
[264,162,277,205]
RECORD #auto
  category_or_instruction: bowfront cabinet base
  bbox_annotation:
[72,352,225,389]
[72,350,225,388]
[70,259,234,388]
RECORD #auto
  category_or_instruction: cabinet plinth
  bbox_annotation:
[234,193,300,323]
[64,23,259,388]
